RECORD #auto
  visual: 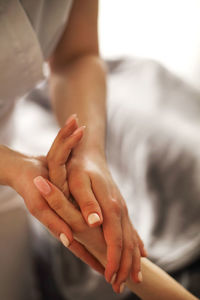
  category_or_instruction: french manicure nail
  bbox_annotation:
[120,282,125,294]
[65,114,78,126]
[60,233,70,248]
[138,271,143,282]
[110,273,117,285]
[88,213,100,225]
[72,126,86,136]
[33,176,51,195]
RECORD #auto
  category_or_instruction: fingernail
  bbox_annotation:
[120,282,125,294]
[88,213,100,225]
[110,273,117,285]
[33,176,51,195]
[60,233,70,247]
[143,248,148,257]
[72,126,86,136]
[138,271,143,282]
[65,114,78,126]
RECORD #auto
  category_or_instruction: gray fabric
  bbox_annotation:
[105,58,200,272]
[19,0,73,59]
[0,207,40,300]
[12,57,200,299]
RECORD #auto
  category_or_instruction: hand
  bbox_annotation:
[34,175,107,265]
[7,143,103,274]
[67,153,146,292]
[47,115,147,293]
[9,152,73,242]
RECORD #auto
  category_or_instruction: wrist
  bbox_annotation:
[0,145,23,187]
[72,139,106,161]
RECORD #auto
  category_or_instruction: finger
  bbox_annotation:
[33,176,105,275]
[47,118,85,196]
[48,125,85,191]
[29,194,73,244]
[48,126,85,167]
[102,204,123,284]
[48,114,78,157]
[89,176,123,283]
[112,220,134,292]
[130,246,142,283]
[69,239,104,275]
[136,232,148,257]
[33,175,87,233]
[112,248,132,293]
[69,172,103,227]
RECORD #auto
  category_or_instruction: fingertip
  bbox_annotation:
[59,230,74,247]
[65,114,78,126]
[60,233,70,247]
[72,125,86,137]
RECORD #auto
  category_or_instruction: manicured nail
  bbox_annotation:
[88,213,100,225]
[33,176,51,195]
[110,273,117,285]
[120,282,125,294]
[65,114,78,126]
[138,271,143,282]
[72,125,86,136]
[60,233,70,248]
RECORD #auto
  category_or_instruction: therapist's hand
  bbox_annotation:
[47,114,147,292]
[7,144,103,274]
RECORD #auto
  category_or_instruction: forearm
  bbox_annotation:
[93,248,197,300]
[49,54,107,157]
[126,258,198,300]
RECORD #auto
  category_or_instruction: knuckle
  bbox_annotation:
[126,242,134,253]
[69,176,83,191]
[46,222,57,234]
[110,201,121,217]
[48,197,63,211]
[28,201,47,217]
[47,156,58,167]
[82,200,97,211]
[112,237,123,250]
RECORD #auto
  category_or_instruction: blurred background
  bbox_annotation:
[99,0,200,90]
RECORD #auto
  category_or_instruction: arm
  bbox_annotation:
[44,122,198,299]
[33,164,198,300]
[47,0,146,289]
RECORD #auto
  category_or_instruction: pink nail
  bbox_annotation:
[33,176,51,195]
[65,114,78,126]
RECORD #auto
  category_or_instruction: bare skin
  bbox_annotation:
[48,0,146,288]
[34,123,198,300]
[0,0,145,290]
